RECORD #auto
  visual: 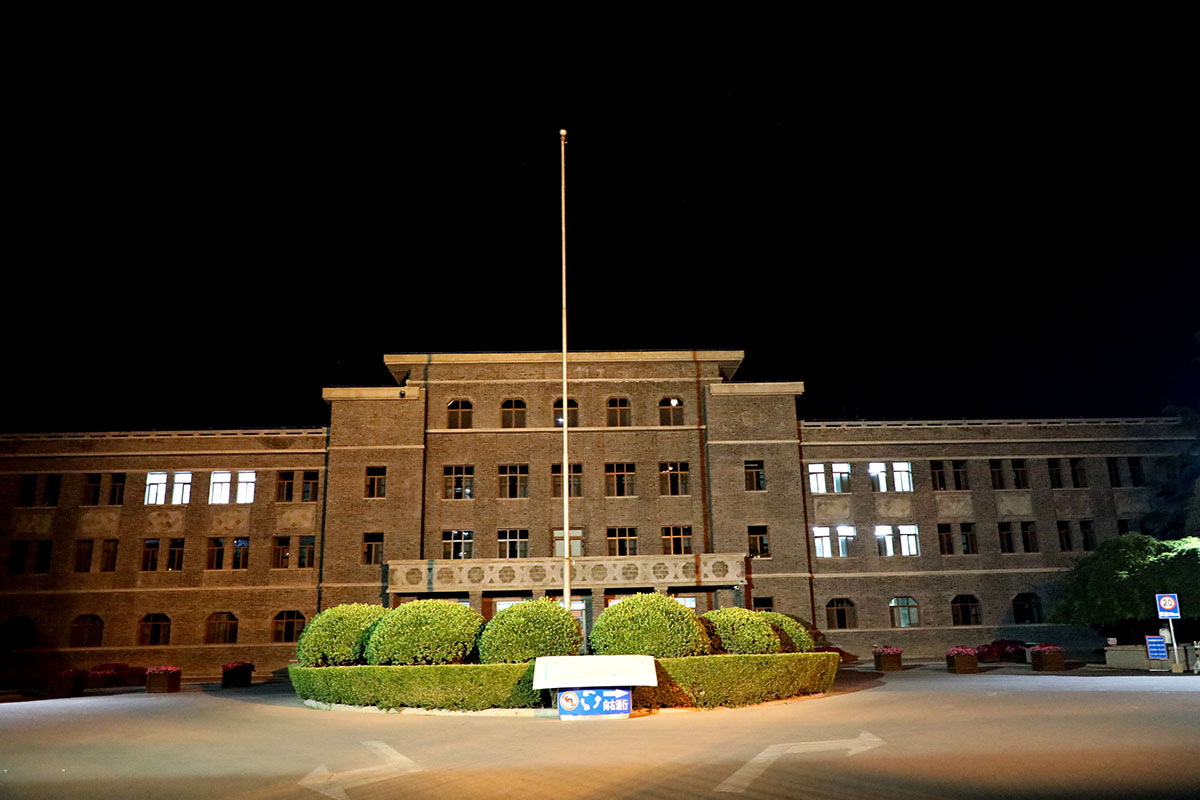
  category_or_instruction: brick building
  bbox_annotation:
[0,350,1190,678]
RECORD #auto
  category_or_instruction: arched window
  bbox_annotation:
[659,397,684,426]
[447,400,472,429]
[1012,592,1042,624]
[607,397,631,427]
[826,598,857,629]
[205,612,238,644]
[889,596,919,628]
[1,616,36,651]
[70,614,104,647]
[139,613,171,646]
[273,610,306,643]
[500,399,526,429]
[553,398,578,428]
[951,594,982,626]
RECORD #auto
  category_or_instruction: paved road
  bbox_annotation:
[1,665,1197,799]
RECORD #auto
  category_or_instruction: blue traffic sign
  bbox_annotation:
[1156,593,1181,619]
[1145,635,1168,660]
[557,687,632,719]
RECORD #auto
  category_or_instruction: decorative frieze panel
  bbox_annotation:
[995,492,1034,519]
[813,496,852,523]
[1113,490,1151,516]
[210,508,250,534]
[1052,492,1093,518]
[277,506,316,531]
[11,511,53,535]
[145,509,185,535]
[388,554,746,594]
[875,495,913,520]
[934,493,975,520]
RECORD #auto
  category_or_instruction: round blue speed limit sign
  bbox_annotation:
[1156,593,1180,619]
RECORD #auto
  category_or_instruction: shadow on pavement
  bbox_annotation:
[827,668,885,695]
[197,680,308,707]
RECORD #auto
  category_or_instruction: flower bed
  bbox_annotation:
[1030,645,1066,672]
[872,646,903,671]
[945,646,979,674]
[146,665,182,693]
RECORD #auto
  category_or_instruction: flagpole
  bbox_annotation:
[560,129,572,620]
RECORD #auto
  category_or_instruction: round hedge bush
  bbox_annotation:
[588,593,710,658]
[701,607,782,654]
[478,598,583,664]
[365,599,485,666]
[757,611,815,653]
[296,603,389,667]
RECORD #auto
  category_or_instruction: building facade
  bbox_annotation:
[0,351,1190,679]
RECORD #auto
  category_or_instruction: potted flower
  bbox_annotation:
[945,646,979,673]
[221,661,255,688]
[872,645,903,671]
[87,668,120,689]
[146,665,182,693]
[1030,644,1066,671]
[46,668,88,698]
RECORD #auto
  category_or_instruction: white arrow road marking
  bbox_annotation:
[300,740,421,800]
[715,731,884,793]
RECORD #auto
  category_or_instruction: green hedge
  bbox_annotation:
[296,603,389,667]
[701,608,782,654]
[366,600,484,666]
[756,611,815,653]
[289,663,543,711]
[634,652,840,709]
[588,593,711,658]
[479,598,583,664]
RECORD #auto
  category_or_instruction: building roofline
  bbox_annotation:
[383,349,744,366]
[0,428,327,441]
[800,417,1182,429]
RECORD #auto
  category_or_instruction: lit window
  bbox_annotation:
[138,613,171,646]
[662,526,692,555]
[447,400,472,429]
[659,397,683,426]
[951,594,982,626]
[141,538,159,571]
[273,611,306,643]
[365,467,387,498]
[362,532,383,565]
[232,537,250,569]
[205,612,238,644]
[442,530,473,559]
[813,526,832,558]
[892,463,913,492]
[236,472,256,504]
[70,614,104,648]
[889,596,919,628]
[745,460,766,491]
[553,398,578,428]
[659,462,689,496]
[209,471,232,504]
[607,527,638,556]
[607,397,631,427]
[272,536,290,569]
[498,464,529,499]
[869,463,888,492]
[899,525,920,556]
[837,525,856,557]
[826,598,857,629]
[832,463,851,493]
[145,472,167,505]
[875,525,895,557]
[748,525,769,558]
[501,399,527,429]
[808,464,826,494]
[498,529,528,558]
[172,472,192,505]
[443,465,475,500]
[605,463,636,497]
[551,464,582,498]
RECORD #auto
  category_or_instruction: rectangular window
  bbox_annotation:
[232,537,250,569]
[659,462,689,496]
[210,471,232,504]
[172,472,192,504]
[108,473,125,505]
[443,465,475,499]
[167,538,184,571]
[442,530,473,559]
[236,471,256,504]
[498,464,529,499]
[998,522,1015,554]
[1020,521,1039,553]
[362,532,383,565]
[1048,458,1063,489]
[607,527,638,556]
[930,460,947,491]
[745,460,766,491]
[302,471,319,502]
[1012,459,1029,489]
[752,596,773,613]
[1057,521,1073,551]
[832,463,851,493]
[837,526,856,557]
[937,523,954,555]
[44,474,61,506]
[1106,457,1122,488]
[952,461,970,490]
[273,536,290,569]
[18,475,37,507]
[74,539,94,572]
[892,462,914,492]
[8,541,29,574]
[207,538,225,570]
[33,541,52,573]
[1117,519,1137,535]
[990,460,1006,490]
[813,526,832,558]
[1080,520,1097,551]
[808,464,827,494]
[748,525,769,558]
[298,536,315,568]
[498,529,529,559]
[1128,457,1145,487]
[100,539,118,572]
[277,471,295,502]
[662,526,693,555]
[1069,458,1088,488]
[365,467,387,498]
[554,529,583,557]
[875,525,895,557]
[83,474,102,506]
[551,464,582,498]
[141,539,159,571]
[869,463,888,492]
[145,472,167,505]
[899,525,920,556]
[605,463,636,497]
[960,523,978,554]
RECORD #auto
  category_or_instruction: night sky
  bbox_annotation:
[4,59,1197,434]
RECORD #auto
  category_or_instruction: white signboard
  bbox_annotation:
[532,655,657,690]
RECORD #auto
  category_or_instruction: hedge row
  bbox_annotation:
[289,663,543,711]
[634,652,840,709]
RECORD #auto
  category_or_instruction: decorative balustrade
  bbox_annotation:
[388,553,746,594]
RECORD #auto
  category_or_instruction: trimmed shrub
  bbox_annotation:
[296,603,388,667]
[588,593,710,658]
[479,598,583,664]
[633,652,840,709]
[756,611,815,653]
[701,608,781,654]
[366,600,484,666]
[289,663,542,710]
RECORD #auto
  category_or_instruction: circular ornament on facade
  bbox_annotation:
[529,565,547,583]
[621,564,640,581]
[681,561,696,579]
[652,562,670,580]
[711,560,728,577]
[436,567,454,584]
[405,568,423,585]
[499,566,516,583]
[591,564,607,581]
[468,566,485,584]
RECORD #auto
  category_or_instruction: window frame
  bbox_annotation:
[658,397,684,426]
[606,397,631,427]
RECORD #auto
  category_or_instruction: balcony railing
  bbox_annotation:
[388,553,746,594]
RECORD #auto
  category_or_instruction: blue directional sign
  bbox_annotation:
[557,688,632,719]
[1155,594,1181,619]
[1145,635,1169,660]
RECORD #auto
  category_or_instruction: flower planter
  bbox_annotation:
[146,671,182,693]
[221,669,253,688]
[1031,650,1066,671]
[873,653,903,671]
[946,653,979,673]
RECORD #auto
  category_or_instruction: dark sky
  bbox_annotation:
[4,51,1197,434]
